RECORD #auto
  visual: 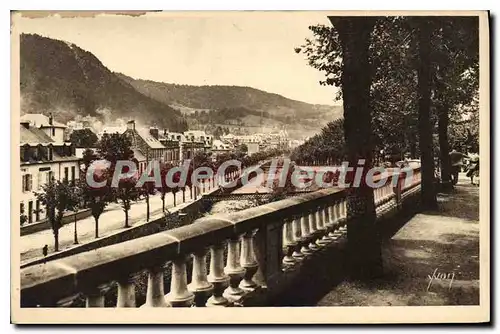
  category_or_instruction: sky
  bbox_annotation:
[14,11,340,106]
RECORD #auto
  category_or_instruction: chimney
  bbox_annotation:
[49,113,53,126]
[21,121,30,129]
[127,120,135,131]
[149,127,159,140]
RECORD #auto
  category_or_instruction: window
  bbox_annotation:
[46,171,54,184]
[28,201,33,224]
[71,166,76,184]
[64,167,69,182]
[35,200,40,221]
[48,147,53,160]
[52,128,55,136]
[22,174,32,192]
[37,172,42,190]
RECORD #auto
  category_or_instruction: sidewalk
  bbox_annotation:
[317,173,480,306]
[19,183,215,264]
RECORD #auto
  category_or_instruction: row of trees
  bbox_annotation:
[31,131,287,252]
[294,16,479,280]
[290,118,345,165]
[295,16,479,174]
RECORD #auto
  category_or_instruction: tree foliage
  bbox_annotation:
[35,179,80,251]
[69,128,98,148]
[296,16,479,163]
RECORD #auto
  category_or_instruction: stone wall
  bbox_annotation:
[20,199,205,269]
[20,209,92,236]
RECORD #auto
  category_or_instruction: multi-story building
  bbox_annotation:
[21,113,67,143]
[20,117,79,225]
[158,129,182,165]
[123,120,169,165]
[211,139,233,156]
[182,130,210,160]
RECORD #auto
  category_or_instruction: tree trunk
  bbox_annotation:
[73,213,78,244]
[438,104,452,191]
[330,16,382,280]
[54,229,59,252]
[94,216,99,238]
[146,194,150,222]
[124,208,129,228]
[417,19,438,209]
[173,192,177,207]
[182,190,186,203]
[162,195,165,212]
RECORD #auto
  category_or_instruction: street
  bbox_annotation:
[20,182,214,264]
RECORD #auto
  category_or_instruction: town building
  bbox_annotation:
[154,128,182,165]
[123,120,169,165]
[211,139,233,156]
[182,130,211,160]
[97,126,127,138]
[21,113,67,143]
[20,116,79,225]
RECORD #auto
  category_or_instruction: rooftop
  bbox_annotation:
[21,113,66,128]
[20,124,54,145]
[133,128,167,149]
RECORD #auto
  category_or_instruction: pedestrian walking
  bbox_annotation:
[466,153,479,185]
[449,149,466,185]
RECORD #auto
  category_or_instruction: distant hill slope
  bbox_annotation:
[20,34,187,131]
[116,73,343,125]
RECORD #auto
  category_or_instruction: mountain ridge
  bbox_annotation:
[19,33,342,138]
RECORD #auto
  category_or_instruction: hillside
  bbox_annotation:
[19,33,342,139]
[20,34,187,131]
[116,73,343,136]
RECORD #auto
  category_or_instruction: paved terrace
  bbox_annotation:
[317,173,479,306]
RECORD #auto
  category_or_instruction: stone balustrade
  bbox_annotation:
[20,167,421,308]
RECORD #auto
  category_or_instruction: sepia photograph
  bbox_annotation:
[10,10,490,324]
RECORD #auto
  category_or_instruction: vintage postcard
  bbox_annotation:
[11,10,490,324]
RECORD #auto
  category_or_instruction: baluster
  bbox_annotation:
[166,256,194,307]
[323,205,335,241]
[339,200,347,234]
[224,235,246,302]
[299,213,313,256]
[282,218,297,267]
[328,203,339,238]
[143,264,168,307]
[207,242,230,306]
[85,283,113,308]
[117,273,140,307]
[240,229,259,291]
[331,201,343,240]
[324,204,334,235]
[317,206,331,246]
[308,209,320,251]
[188,248,213,307]
[385,184,392,211]
[291,215,304,261]
[378,186,385,211]
[375,187,382,214]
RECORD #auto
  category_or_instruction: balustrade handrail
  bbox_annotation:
[20,165,421,307]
